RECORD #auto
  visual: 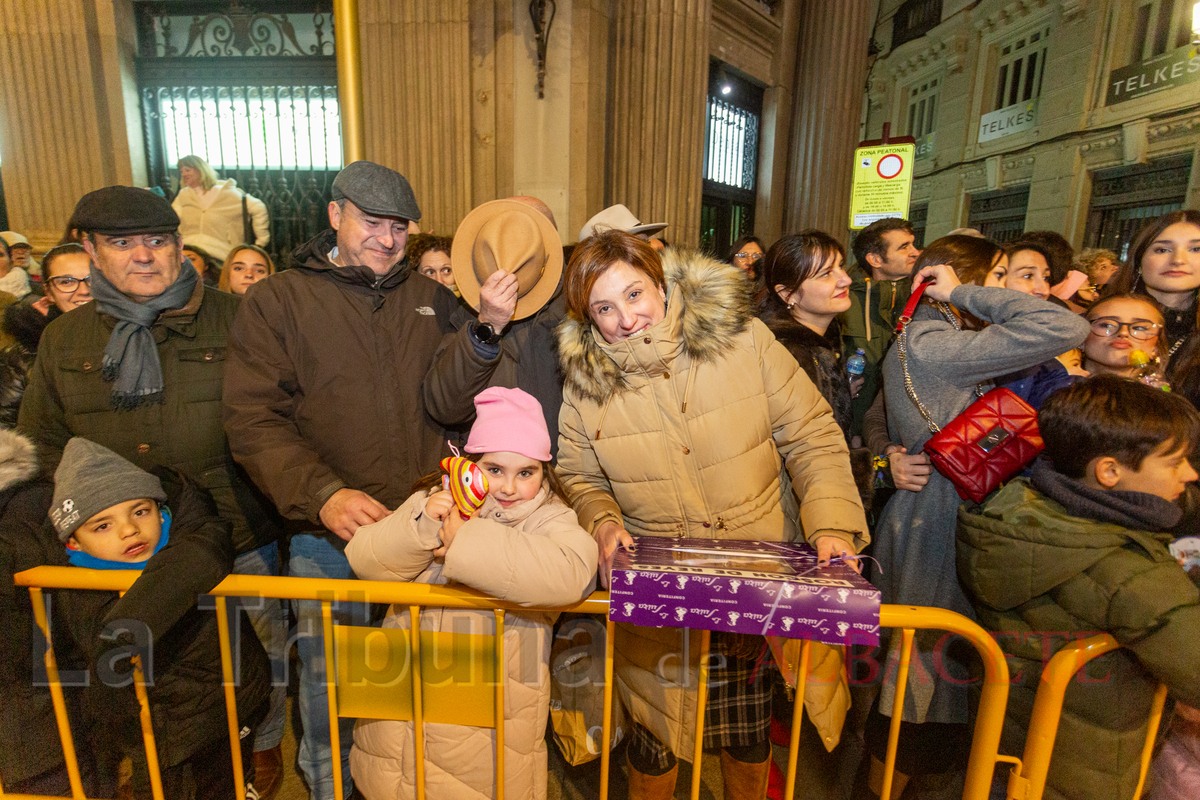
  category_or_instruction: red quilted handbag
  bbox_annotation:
[894,282,1043,503]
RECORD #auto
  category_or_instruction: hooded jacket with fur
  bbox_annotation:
[556,249,868,547]
[555,250,869,759]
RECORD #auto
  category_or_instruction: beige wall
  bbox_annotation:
[0,0,142,248]
[0,1,883,252]
[866,0,1200,245]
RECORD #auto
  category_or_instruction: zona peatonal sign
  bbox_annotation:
[848,142,916,230]
[978,98,1038,143]
[1106,44,1200,106]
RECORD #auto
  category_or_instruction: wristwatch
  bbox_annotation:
[471,321,502,347]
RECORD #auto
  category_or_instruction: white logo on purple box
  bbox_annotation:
[623,602,635,616]
[837,589,850,604]
[727,611,740,626]
[729,580,741,594]
[674,607,687,622]
[782,617,794,632]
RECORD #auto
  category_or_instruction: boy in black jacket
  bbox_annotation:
[51,437,269,799]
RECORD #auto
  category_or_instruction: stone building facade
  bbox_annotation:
[864,0,1200,256]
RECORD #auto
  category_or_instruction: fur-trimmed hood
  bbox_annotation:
[0,428,37,493]
[557,249,753,403]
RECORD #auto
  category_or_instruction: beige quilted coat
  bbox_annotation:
[344,485,597,800]
[556,249,869,757]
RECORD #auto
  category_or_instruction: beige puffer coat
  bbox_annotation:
[344,485,597,800]
[556,249,869,758]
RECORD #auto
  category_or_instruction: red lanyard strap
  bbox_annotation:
[895,280,929,333]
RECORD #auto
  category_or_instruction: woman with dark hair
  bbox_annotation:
[755,230,874,502]
[1107,209,1200,372]
[0,244,94,427]
[556,229,868,799]
[407,233,456,294]
[727,234,765,278]
[864,234,1088,795]
[182,242,222,287]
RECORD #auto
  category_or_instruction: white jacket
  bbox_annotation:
[172,178,269,261]
[344,485,597,800]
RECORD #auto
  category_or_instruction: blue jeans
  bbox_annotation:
[233,541,287,752]
[289,533,371,800]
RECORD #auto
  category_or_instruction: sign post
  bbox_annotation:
[849,126,916,230]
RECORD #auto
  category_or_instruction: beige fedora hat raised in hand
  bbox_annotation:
[451,199,563,321]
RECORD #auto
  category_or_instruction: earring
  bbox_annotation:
[786,301,795,310]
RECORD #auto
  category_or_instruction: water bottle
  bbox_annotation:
[846,348,866,378]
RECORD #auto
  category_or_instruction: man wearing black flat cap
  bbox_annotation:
[16,185,289,799]
[223,160,459,800]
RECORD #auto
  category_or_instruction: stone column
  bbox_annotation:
[607,0,711,247]
[0,0,143,247]
[783,0,872,242]
[359,0,475,235]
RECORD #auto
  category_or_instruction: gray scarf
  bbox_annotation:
[90,259,199,409]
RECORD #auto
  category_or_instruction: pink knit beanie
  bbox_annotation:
[464,387,552,462]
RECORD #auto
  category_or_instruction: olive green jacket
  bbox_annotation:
[841,264,911,436]
[957,479,1200,800]
[17,282,279,555]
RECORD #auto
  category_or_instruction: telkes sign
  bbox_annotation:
[978,99,1038,143]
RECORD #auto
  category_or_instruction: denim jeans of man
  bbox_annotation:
[233,541,287,753]
[289,532,372,800]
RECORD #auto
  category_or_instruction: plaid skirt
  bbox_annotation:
[626,649,775,771]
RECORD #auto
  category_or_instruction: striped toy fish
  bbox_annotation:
[440,455,489,518]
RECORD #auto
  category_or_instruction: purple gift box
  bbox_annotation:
[609,537,880,646]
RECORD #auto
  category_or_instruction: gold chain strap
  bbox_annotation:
[895,301,984,435]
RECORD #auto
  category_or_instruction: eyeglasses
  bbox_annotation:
[1087,318,1161,340]
[735,251,763,262]
[48,275,92,294]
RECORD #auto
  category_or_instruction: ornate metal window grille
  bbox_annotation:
[135,1,339,263]
[892,0,943,48]
[705,98,759,192]
[1084,152,1192,260]
[968,185,1031,244]
[994,26,1050,111]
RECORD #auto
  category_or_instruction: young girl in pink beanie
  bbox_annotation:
[344,387,598,800]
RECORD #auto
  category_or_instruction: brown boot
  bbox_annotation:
[720,749,771,800]
[251,745,283,800]
[626,752,678,800]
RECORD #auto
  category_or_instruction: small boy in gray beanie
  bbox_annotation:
[52,438,169,566]
[48,437,271,798]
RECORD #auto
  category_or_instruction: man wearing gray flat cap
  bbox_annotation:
[223,160,458,800]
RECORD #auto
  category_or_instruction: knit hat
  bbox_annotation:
[50,438,166,541]
[464,387,552,462]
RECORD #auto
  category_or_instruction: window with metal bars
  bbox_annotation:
[906,77,939,138]
[701,61,763,258]
[993,25,1050,111]
[1129,0,1196,65]
[135,1,339,262]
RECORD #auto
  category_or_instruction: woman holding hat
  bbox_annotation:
[556,230,869,798]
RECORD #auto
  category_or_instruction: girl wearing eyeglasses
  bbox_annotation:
[1082,294,1167,379]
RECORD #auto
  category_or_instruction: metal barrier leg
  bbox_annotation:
[494,610,505,800]
[782,641,813,800]
[599,619,615,800]
[690,629,712,800]
[214,596,247,800]
[1134,683,1169,800]
[28,587,87,800]
[130,655,165,800]
[321,601,343,800]
[880,629,916,800]
[410,605,426,800]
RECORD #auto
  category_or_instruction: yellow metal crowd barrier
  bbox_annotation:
[1002,634,1167,800]
[8,568,1021,800]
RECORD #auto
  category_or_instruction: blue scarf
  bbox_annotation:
[66,508,172,570]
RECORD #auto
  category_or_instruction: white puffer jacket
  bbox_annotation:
[344,484,598,800]
[172,178,269,261]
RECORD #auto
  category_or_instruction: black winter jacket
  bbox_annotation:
[55,469,270,769]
